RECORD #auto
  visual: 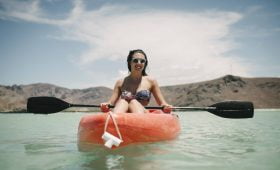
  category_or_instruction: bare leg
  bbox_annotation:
[113,99,129,114]
[128,99,146,113]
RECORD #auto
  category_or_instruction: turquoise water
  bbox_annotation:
[0,110,280,170]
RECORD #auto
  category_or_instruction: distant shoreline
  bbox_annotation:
[1,75,280,112]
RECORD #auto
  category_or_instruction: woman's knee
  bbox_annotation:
[113,99,129,113]
[128,100,145,113]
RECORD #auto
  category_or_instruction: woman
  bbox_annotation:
[100,49,172,113]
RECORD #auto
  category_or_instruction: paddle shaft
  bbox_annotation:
[69,102,254,119]
[69,104,248,113]
[145,106,216,111]
[70,104,101,108]
[70,104,216,111]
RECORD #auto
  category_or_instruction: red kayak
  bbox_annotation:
[78,110,180,148]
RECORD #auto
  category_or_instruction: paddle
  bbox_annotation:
[27,96,254,118]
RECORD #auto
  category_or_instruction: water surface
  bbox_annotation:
[0,110,279,170]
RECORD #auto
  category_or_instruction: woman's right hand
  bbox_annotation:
[100,103,110,112]
[161,104,173,113]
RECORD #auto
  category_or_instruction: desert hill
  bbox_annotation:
[0,75,279,112]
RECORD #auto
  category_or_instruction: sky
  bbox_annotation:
[0,0,279,89]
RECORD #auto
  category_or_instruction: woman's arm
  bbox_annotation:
[150,77,172,113]
[107,79,122,105]
[150,77,168,106]
[100,79,122,112]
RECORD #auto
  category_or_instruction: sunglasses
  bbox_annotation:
[132,58,146,64]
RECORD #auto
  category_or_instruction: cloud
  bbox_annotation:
[62,4,248,85]
[0,0,250,86]
[0,0,52,23]
[0,0,82,25]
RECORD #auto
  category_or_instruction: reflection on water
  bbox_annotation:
[78,143,173,170]
[105,154,124,170]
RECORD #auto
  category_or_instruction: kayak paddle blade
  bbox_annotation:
[27,96,71,114]
[209,101,254,119]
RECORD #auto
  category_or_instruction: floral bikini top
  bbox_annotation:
[121,90,151,102]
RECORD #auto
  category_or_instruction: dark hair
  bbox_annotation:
[127,49,148,76]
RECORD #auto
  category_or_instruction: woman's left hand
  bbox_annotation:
[100,102,111,112]
[162,104,173,113]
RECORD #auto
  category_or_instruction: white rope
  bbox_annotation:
[104,111,123,141]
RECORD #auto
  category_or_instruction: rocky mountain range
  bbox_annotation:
[0,75,279,112]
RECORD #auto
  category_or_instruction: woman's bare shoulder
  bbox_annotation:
[115,78,125,87]
[144,75,157,84]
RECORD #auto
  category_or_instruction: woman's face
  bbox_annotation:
[130,52,146,73]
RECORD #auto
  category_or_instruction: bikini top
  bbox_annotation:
[121,90,151,102]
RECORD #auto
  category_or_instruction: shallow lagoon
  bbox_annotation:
[0,110,279,170]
